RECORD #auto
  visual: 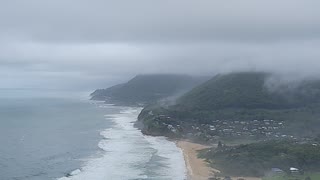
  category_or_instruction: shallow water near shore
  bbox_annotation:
[0,89,187,180]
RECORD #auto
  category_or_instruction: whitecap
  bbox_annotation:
[58,106,187,180]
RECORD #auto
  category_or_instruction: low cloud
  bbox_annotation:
[1,0,320,89]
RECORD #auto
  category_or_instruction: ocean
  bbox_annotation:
[0,89,187,180]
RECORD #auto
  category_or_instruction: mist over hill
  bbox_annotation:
[91,74,208,105]
[178,72,320,110]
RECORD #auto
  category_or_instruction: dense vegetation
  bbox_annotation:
[91,74,207,105]
[178,72,320,110]
[138,72,320,140]
[199,140,320,177]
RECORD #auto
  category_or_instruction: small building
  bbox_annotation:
[210,125,216,131]
[290,167,299,173]
[223,129,233,133]
[271,168,284,173]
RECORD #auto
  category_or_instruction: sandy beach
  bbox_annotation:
[177,141,215,180]
[177,140,261,180]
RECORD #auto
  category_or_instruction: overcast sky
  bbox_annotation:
[1,0,320,90]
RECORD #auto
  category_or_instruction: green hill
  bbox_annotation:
[91,74,208,105]
[138,72,320,141]
[177,72,320,110]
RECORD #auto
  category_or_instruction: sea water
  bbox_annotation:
[0,89,186,180]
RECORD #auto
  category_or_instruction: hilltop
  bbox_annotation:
[178,72,320,110]
[91,74,208,105]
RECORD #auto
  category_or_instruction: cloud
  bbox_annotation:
[1,0,320,42]
[1,0,320,89]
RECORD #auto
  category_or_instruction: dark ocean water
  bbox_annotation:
[0,89,186,180]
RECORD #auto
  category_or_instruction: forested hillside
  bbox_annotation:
[91,74,208,105]
[138,72,320,141]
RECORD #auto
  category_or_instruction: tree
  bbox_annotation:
[305,177,311,180]
[218,141,223,149]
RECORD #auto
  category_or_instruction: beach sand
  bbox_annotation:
[177,140,261,180]
[177,141,215,180]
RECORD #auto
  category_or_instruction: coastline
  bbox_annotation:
[176,140,262,180]
[176,141,215,180]
[99,102,260,180]
[60,106,188,180]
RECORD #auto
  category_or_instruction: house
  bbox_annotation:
[271,168,284,173]
[223,129,233,133]
[210,125,216,131]
[148,111,154,115]
[290,167,299,173]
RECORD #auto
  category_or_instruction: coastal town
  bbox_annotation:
[151,113,300,141]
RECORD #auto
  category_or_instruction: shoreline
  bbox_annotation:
[176,140,262,180]
[176,140,215,180]
[101,103,259,180]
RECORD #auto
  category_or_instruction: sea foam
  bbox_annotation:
[58,106,187,180]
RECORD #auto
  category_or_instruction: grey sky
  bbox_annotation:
[1,0,320,89]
